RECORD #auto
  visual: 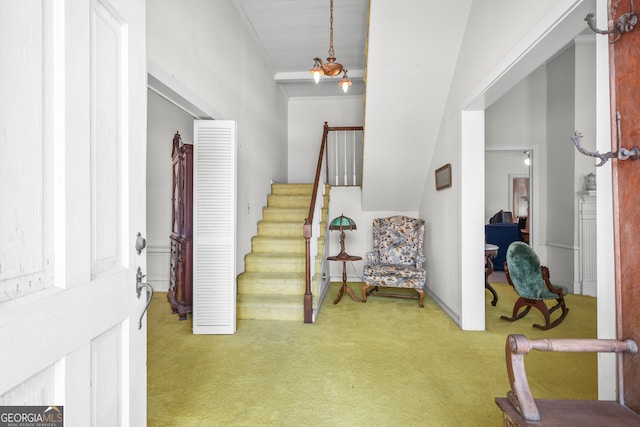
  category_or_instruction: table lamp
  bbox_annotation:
[329,214,357,259]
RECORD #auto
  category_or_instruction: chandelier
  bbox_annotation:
[310,0,352,93]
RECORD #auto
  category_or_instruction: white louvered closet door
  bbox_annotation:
[193,120,237,334]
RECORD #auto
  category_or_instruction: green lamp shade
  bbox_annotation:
[329,214,357,231]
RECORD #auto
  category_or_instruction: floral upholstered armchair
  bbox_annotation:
[361,216,426,307]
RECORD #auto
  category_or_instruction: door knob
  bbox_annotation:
[135,232,146,255]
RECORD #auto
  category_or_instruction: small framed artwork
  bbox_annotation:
[435,163,452,190]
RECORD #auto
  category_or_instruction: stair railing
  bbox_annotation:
[327,126,364,186]
[304,122,364,323]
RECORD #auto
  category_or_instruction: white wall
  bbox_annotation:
[146,90,195,291]
[574,36,597,188]
[288,96,364,183]
[485,66,548,152]
[573,36,597,293]
[363,1,473,212]
[546,45,578,289]
[147,0,289,275]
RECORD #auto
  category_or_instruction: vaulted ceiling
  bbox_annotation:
[234,0,369,97]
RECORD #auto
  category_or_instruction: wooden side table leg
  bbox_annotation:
[334,260,363,304]
[333,261,348,304]
[485,254,498,306]
[330,256,363,304]
[333,284,345,304]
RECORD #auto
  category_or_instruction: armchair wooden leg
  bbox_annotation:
[361,283,371,303]
[416,288,425,308]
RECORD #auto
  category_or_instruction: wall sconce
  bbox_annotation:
[585,0,637,43]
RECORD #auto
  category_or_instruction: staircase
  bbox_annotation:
[237,183,329,321]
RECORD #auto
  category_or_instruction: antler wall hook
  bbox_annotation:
[572,112,640,167]
[585,0,637,43]
[571,132,615,166]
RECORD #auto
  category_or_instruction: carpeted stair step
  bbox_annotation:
[237,294,304,321]
[262,206,328,224]
[237,272,306,295]
[244,252,306,273]
[267,194,313,208]
[257,221,307,237]
[251,235,324,253]
[262,207,309,222]
[270,183,314,195]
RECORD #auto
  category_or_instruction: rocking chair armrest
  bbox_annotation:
[504,334,638,422]
[540,265,564,296]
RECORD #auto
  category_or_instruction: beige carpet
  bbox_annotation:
[148,282,597,426]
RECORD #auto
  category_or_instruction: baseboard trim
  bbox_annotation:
[313,276,331,322]
[147,244,170,253]
[425,287,461,327]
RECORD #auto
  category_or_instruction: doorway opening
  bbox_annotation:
[145,65,217,295]
[485,149,534,247]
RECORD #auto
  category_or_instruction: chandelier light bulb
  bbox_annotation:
[339,71,352,93]
[313,70,321,84]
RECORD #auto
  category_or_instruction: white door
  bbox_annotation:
[0,1,147,426]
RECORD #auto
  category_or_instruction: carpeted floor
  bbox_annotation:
[147,282,597,426]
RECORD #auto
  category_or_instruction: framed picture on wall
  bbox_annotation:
[435,163,452,190]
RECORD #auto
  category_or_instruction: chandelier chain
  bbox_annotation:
[328,0,335,57]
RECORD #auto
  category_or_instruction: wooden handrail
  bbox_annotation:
[303,122,364,323]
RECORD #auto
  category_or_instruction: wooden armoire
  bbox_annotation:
[168,132,193,320]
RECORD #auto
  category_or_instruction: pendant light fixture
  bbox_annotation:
[310,0,351,93]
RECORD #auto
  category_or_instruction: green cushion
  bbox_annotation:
[506,242,561,300]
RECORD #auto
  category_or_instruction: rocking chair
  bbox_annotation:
[502,241,569,330]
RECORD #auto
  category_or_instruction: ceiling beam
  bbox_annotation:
[274,69,365,82]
